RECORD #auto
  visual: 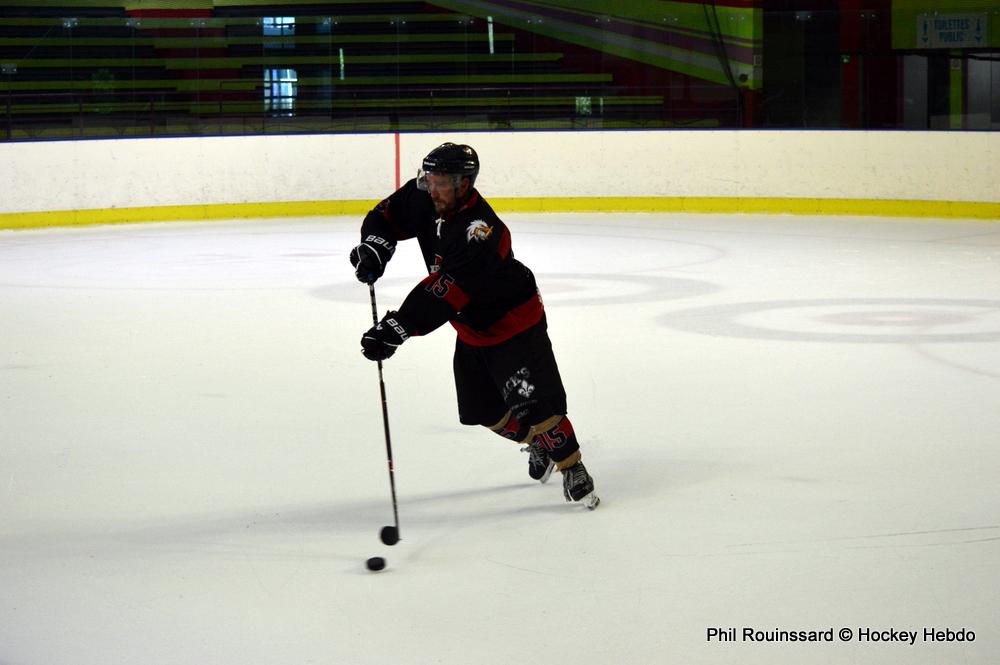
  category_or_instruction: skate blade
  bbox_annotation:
[579,492,600,510]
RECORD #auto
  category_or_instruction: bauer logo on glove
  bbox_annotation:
[361,311,410,361]
[349,236,396,284]
[383,317,409,341]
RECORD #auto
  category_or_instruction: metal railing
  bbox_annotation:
[1,7,997,141]
[1,83,742,141]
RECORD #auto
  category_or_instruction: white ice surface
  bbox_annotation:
[1,213,999,665]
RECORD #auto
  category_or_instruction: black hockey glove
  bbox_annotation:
[349,235,396,284]
[361,311,410,361]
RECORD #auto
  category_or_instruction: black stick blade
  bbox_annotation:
[380,525,400,546]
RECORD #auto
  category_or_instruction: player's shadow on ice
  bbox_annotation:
[0,456,711,568]
[0,482,570,566]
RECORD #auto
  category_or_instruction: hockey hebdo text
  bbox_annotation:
[706,626,976,646]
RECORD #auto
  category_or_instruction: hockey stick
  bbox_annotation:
[369,283,401,546]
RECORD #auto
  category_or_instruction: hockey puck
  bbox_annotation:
[366,556,386,572]
[379,525,399,546]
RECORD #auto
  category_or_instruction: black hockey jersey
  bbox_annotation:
[358,178,543,346]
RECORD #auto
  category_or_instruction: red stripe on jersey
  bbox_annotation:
[419,273,471,311]
[451,292,544,347]
[458,190,480,214]
[497,227,511,259]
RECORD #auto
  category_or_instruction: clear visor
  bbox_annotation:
[416,169,463,193]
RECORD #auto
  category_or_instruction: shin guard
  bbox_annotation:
[529,416,581,470]
[488,411,532,444]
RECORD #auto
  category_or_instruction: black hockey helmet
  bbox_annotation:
[419,142,479,189]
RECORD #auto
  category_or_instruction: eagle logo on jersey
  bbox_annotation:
[466,220,493,243]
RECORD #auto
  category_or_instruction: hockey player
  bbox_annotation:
[351,142,599,509]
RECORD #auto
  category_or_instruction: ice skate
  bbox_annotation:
[520,441,555,483]
[561,461,600,510]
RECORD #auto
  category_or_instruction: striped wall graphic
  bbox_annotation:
[428,0,763,89]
